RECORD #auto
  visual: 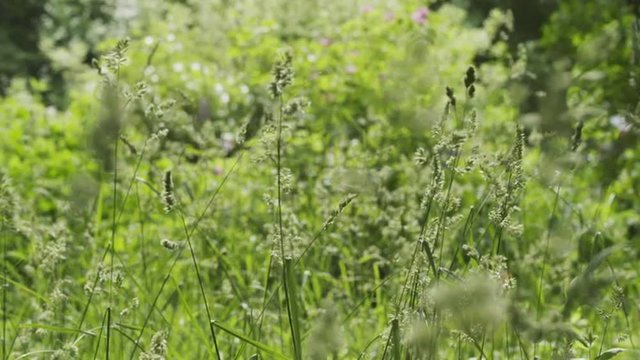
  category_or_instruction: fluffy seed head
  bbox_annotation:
[268,50,294,98]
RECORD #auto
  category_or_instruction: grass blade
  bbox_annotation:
[212,321,291,360]
[283,257,302,360]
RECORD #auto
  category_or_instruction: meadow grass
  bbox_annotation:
[0,32,638,360]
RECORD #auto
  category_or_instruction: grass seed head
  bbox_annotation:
[162,170,175,213]
[268,50,294,98]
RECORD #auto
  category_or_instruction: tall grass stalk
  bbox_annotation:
[357,334,382,360]
[127,151,244,359]
[607,261,636,348]
[127,248,185,360]
[493,170,513,256]
[597,312,611,358]
[534,125,583,356]
[134,183,148,289]
[275,93,302,360]
[177,209,222,358]
[263,50,302,360]
[384,83,469,359]
[76,168,139,353]
[76,245,110,334]
[92,308,109,360]
[236,194,356,359]
[2,219,6,360]
[535,182,561,320]
[106,126,119,360]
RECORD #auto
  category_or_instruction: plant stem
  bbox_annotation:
[106,129,119,360]
[275,95,302,360]
[536,182,561,320]
[127,151,243,360]
[178,211,222,358]
[2,220,6,360]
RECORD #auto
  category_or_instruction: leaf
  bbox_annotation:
[211,321,290,360]
[391,318,401,360]
[284,257,303,360]
[596,348,625,360]
[0,274,49,304]
[563,245,620,317]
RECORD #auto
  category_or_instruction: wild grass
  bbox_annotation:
[0,29,638,360]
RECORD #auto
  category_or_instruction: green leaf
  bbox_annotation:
[0,274,49,304]
[284,257,303,360]
[211,321,290,360]
[596,348,625,360]
[391,318,401,360]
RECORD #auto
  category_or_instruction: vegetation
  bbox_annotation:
[0,0,639,359]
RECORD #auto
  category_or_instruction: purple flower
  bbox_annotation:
[411,7,430,26]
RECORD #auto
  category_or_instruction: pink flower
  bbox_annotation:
[361,4,374,14]
[411,7,430,26]
[385,11,396,22]
[319,37,332,47]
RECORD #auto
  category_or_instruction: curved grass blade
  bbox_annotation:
[211,321,290,360]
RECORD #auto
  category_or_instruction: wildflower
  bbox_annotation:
[319,37,332,47]
[412,7,430,26]
[361,4,374,14]
[385,11,396,22]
